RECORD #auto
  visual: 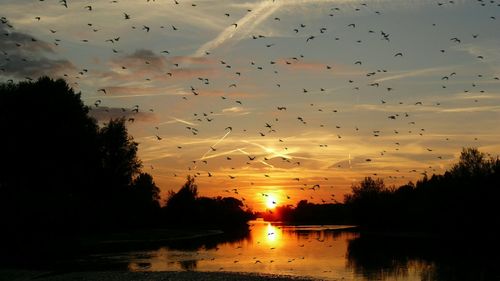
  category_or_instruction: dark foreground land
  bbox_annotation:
[0,271,319,281]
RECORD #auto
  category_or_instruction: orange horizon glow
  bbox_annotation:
[155,170,425,212]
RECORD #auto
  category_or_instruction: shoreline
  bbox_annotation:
[1,270,320,281]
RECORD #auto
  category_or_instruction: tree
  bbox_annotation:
[129,173,161,226]
[162,176,253,228]
[98,118,142,192]
[345,177,386,204]
[166,175,198,208]
[450,147,493,178]
[163,176,198,224]
[344,177,389,227]
[0,77,101,232]
[0,77,157,233]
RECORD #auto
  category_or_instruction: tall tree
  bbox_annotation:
[98,118,142,193]
[0,77,100,232]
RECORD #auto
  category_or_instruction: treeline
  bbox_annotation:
[163,176,253,230]
[345,147,500,233]
[258,200,352,225]
[0,77,251,240]
[262,148,500,234]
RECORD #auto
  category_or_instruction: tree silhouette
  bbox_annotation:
[0,77,101,233]
[129,172,161,226]
[0,77,160,235]
[163,176,199,225]
[344,177,391,227]
[166,175,198,208]
[95,118,143,227]
[450,147,494,178]
[98,118,142,192]
[162,176,253,229]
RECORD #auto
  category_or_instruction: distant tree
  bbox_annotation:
[344,177,386,204]
[129,172,161,226]
[131,173,161,207]
[163,176,198,224]
[98,118,142,192]
[166,175,198,208]
[344,177,390,227]
[162,176,253,228]
[450,147,494,178]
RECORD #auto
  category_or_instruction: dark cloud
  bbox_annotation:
[89,106,156,123]
[111,49,167,70]
[0,53,76,79]
[0,22,76,80]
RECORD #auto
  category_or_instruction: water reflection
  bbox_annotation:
[127,221,357,280]
[123,222,500,281]
[347,233,500,281]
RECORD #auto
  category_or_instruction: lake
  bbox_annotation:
[83,220,499,281]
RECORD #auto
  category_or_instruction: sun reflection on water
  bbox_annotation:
[264,223,281,246]
[127,221,358,280]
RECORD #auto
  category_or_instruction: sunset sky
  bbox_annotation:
[1,0,499,211]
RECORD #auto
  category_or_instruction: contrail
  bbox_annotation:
[159,117,197,126]
[193,1,282,57]
[199,129,232,160]
[237,148,275,169]
[374,66,454,83]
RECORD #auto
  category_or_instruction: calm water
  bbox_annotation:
[86,221,500,281]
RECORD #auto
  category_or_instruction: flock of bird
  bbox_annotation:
[1,0,500,209]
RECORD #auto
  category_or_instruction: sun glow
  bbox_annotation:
[265,194,278,209]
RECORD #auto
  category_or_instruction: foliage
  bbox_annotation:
[99,118,142,190]
[162,176,253,229]
[260,200,351,224]
[260,147,500,234]
[0,77,160,234]
[129,172,161,226]
[341,147,500,233]
[449,147,495,178]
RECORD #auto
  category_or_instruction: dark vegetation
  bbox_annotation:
[163,176,253,229]
[0,77,252,257]
[263,147,500,235]
[344,147,500,234]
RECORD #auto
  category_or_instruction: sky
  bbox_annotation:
[1,0,500,211]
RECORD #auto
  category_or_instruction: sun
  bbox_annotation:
[265,194,278,209]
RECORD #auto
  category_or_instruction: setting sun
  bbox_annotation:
[265,194,278,209]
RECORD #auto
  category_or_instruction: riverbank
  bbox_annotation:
[0,270,319,281]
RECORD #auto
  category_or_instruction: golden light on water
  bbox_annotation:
[265,223,281,245]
